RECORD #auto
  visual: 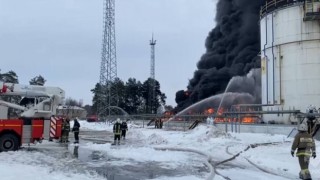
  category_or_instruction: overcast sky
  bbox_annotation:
[0,0,216,106]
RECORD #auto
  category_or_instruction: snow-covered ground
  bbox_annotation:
[1,120,320,180]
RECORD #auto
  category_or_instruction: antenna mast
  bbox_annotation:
[148,35,156,113]
[98,0,118,117]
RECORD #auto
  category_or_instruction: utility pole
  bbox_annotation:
[148,35,156,114]
[98,0,118,117]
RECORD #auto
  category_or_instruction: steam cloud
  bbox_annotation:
[175,0,264,112]
[176,69,261,115]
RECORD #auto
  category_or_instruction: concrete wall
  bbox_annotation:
[214,123,297,136]
[132,119,298,136]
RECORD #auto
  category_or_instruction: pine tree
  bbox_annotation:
[29,75,46,86]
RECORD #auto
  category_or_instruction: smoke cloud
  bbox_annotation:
[175,0,263,112]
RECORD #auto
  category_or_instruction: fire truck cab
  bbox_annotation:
[0,82,65,152]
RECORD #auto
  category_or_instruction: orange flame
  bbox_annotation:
[210,107,256,124]
[241,116,255,123]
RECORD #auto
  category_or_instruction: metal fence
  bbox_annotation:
[91,104,320,132]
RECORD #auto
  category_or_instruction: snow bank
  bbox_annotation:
[147,133,168,145]
[0,150,104,180]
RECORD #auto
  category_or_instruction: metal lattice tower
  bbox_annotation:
[98,0,118,116]
[148,35,156,113]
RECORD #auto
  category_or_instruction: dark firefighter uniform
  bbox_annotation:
[113,119,122,145]
[61,118,70,143]
[72,119,80,143]
[121,121,128,140]
[155,118,159,129]
[291,125,316,180]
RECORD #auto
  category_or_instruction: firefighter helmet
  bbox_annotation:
[306,105,317,121]
[116,118,121,123]
[306,105,317,114]
[298,123,308,131]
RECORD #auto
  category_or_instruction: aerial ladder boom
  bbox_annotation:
[0,82,64,98]
[0,82,65,119]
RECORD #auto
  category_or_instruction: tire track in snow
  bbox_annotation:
[212,142,295,179]
[154,147,215,180]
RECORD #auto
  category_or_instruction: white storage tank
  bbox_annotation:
[260,0,320,123]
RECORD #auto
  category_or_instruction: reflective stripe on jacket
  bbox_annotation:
[291,131,315,157]
[113,122,122,135]
[62,121,70,131]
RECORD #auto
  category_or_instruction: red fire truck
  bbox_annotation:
[0,82,65,152]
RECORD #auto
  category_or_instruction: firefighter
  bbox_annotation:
[60,118,66,143]
[113,118,122,145]
[291,122,316,180]
[206,117,211,125]
[61,117,70,143]
[72,117,80,143]
[155,118,159,129]
[159,119,163,129]
[121,120,128,140]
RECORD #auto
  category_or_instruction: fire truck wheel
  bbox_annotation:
[0,134,19,152]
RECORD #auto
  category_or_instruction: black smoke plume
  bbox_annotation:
[175,0,264,112]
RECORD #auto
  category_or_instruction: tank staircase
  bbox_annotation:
[147,119,155,126]
[304,0,320,21]
[310,123,320,140]
[189,120,201,130]
[164,118,202,131]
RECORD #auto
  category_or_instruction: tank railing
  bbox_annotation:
[260,0,304,17]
